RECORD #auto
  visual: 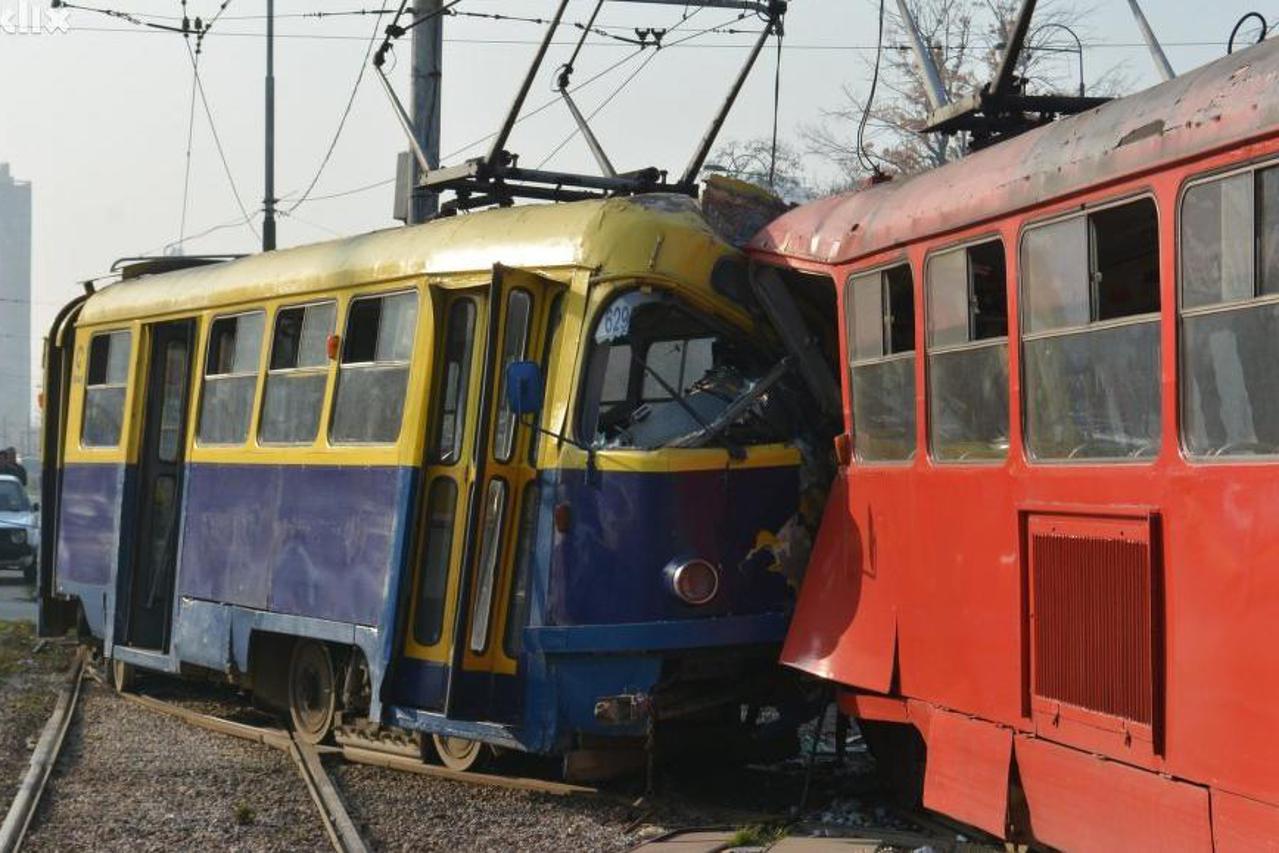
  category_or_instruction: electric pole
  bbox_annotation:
[262,0,278,250]
[410,0,443,224]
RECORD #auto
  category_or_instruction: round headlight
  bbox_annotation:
[9,529,25,545]
[663,558,720,606]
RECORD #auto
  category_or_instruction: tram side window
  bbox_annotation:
[847,264,916,462]
[430,299,478,464]
[332,291,419,444]
[927,240,1009,461]
[260,301,335,445]
[82,330,132,448]
[493,290,533,463]
[504,481,540,658]
[413,477,457,647]
[1182,164,1279,457]
[1022,198,1161,461]
[197,311,265,445]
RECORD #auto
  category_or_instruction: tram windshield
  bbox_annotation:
[579,290,799,450]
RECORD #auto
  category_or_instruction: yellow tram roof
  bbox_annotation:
[79,195,732,326]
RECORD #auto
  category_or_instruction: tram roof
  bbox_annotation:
[79,195,724,325]
[751,37,1279,267]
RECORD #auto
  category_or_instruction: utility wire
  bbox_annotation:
[176,48,200,252]
[286,0,389,212]
[185,39,260,241]
[857,0,887,175]
[537,7,719,169]
[769,24,782,188]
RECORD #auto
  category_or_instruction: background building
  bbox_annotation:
[0,163,34,464]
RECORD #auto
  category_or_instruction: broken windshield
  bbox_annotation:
[578,289,800,450]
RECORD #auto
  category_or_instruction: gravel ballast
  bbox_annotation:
[23,682,328,852]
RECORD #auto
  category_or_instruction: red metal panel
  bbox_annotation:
[1026,513,1160,764]
[780,473,896,692]
[921,709,1011,839]
[1015,736,1212,852]
[837,690,910,724]
[1212,789,1279,852]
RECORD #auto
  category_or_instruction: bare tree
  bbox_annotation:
[803,0,1130,179]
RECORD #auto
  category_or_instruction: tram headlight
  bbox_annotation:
[663,558,720,606]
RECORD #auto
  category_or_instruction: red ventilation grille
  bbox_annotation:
[1029,516,1157,728]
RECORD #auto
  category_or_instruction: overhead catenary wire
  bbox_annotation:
[769,22,782,187]
[185,38,260,241]
[857,0,887,175]
[285,0,390,212]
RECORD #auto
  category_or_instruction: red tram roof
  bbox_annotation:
[751,37,1279,266]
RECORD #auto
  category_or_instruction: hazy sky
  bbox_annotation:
[0,0,1265,401]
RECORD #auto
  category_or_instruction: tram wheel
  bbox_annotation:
[430,735,489,773]
[111,659,135,694]
[288,640,336,745]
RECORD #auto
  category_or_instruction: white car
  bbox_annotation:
[0,474,38,585]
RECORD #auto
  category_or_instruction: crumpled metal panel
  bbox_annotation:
[751,38,1279,266]
[779,472,895,692]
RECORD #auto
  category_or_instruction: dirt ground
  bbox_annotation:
[0,621,73,812]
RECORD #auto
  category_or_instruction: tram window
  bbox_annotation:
[260,301,335,445]
[1261,167,1279,296]
[197,311,264,445]
[578,290,792,449]
[493,290,532,463]
[504,481,540,658]
[332,291,418,444]
[82,330,131,448]
[529,294,565,467]
[413,477,457,648]
[926,240,1009,461]
[847,264,917,462]
[1022,199,1161,461]
[1182,173,1252,308]
[1182,164,1279,457]
[430,299,477,465]
[469,478,508,654]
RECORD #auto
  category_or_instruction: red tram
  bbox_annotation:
[750,38,1279,850]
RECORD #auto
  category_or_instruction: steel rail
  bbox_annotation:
[111,679,595,809]
[111,689,363,853]
[0,650,86,853]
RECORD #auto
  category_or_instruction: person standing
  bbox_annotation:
[0,448,27,487]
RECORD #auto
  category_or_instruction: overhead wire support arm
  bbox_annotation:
[679,0,786,189]
[894,0,948,112]
[1125,0,1175,81]
[486,0,572,167]
[556,0,619,179]
[989,0,1037,99]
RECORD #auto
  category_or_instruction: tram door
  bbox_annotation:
[123,320,195,651]
[401,266,562,722]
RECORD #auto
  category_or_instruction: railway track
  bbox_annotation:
[1,653,995,852]
[0,652,596,852]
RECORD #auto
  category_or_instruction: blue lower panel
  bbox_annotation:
[550,463,800,625]
[56,463,125,587]
[525,612,789,653]
[179,463,411,627]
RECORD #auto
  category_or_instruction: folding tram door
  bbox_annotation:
[399,266,563,768]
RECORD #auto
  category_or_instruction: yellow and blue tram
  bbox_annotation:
[37,195,836,769]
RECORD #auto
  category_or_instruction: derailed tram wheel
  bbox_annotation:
[430,735,488,773]
[288,640,336,745]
